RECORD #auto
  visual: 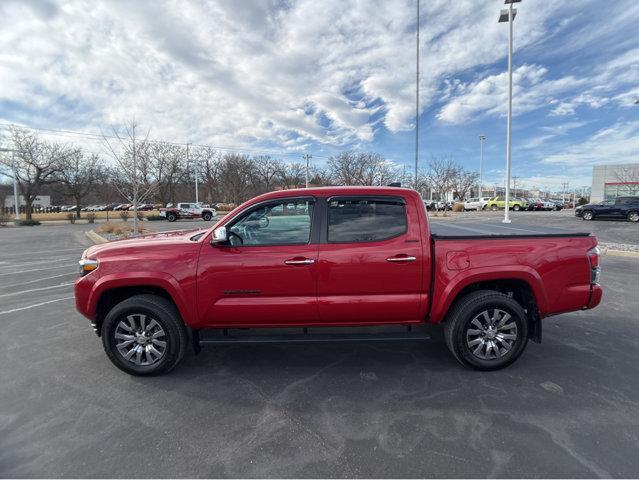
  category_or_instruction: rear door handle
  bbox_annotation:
[284,258,315,265]
[386,256,417,263]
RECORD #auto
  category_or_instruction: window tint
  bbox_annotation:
[228,199,313,246]
[328,198,406,243]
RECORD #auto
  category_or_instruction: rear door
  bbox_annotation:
[316,196,424,324]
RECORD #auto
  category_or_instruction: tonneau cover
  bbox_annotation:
[430,222,591,239]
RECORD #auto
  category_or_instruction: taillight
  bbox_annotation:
[587,246,601,284]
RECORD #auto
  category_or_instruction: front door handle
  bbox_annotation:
[386,256,417,263]
[284,258,315,265]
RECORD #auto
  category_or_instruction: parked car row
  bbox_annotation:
[462,196,565,212]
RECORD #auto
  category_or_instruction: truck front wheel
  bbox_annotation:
[202,212,212,221]
[444,290,529,370]
[101,294,188,376]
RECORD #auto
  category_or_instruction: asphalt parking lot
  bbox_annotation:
[1,216,639,478]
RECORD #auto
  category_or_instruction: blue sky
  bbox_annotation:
[1,0,638,191]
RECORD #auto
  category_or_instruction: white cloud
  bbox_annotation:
[542,121,639,166]
[0,0,567,150]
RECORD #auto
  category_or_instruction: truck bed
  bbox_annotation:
[430,222,591,239]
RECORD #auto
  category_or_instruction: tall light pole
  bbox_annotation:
[187,143,198,203]
[414,0,420,189]
[499,0,520,223]
[0,148,20,220]
[303,153,312,188]
[479,134,486,199]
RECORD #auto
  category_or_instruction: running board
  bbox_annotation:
[193,326,431,350]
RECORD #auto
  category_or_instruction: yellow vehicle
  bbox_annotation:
[486,196,529,211]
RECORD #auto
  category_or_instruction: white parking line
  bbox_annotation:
[4,247,84,257]
[2,256,79,268]
[13,272,77,287]
[0,296,74,315]
[0,264,76,276]
[0,282,74,298]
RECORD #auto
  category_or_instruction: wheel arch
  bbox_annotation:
[90,274,194,336]
[431,274,545,343]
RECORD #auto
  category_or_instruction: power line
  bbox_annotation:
[0,122,332,159]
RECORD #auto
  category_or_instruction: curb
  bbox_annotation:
[85,229,109,245]
[600,247,639,259]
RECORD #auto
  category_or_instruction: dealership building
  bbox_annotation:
[591,163,639,202]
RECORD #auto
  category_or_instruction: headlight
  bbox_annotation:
[78,258,99,277]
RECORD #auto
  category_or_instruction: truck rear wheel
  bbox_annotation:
[166,212,177,222]
[444,290,528,370]
[101,294,188,376]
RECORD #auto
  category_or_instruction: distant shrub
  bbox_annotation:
[452,202,464,212]
[577,197,589,206]
[15,219,41,226]
[119,210,130,221]
[0,211,9,227]
[146,215,165,221]
[67,213,76,224]
[86,212,96,223]
[136,210,145,221]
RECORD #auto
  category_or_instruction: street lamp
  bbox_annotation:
[0,147,20,220]
[479,134,486,199]
[498,0,520,224]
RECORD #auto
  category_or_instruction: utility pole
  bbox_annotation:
[0,148,20,220]
[414,0,420,189]
[479,134,486,198]
[132,132,138,236]
[188,143,198,203]
[512,175,519,196]
[561,181,569,204]
[303,153,312,188]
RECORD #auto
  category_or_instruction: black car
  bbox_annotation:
[576,196,639,222]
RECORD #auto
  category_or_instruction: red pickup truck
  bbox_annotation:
[75,187,602,375]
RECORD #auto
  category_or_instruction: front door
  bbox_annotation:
[196,198,319,327]
[317,196,426,324]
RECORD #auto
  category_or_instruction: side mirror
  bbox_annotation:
[210,226,228,246]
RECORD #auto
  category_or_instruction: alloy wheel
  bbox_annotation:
[114,314,167,366]
[466,308,518,360]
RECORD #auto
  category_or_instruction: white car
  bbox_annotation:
[463,197,490,211]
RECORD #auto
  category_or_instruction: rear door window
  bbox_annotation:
[327,198,406,243]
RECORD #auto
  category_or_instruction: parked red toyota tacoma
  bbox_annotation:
[75,187,602,375]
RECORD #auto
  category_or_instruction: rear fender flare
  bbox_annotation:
[429,266,548,323]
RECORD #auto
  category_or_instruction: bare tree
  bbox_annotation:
[615,165,639,196]
[58,149,104,218]
[1,127,66,220]
[327,151,398,186]
[217,153,255,204]
[252,155,281,193]
[451,168,479,201]
[197,146,222,204]
[277,162,306,189]
[425,156,458,201]
[147,142,188,206]
[102,120,155,234]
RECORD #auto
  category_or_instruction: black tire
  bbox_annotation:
[166,212,177,222]
[491,205,498,211]
[202,211,212,221]
[627,211,639,223]
[101,294,188,376]
[582,210,594,221]
[443,290,529,371]
[513,204,521,211]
